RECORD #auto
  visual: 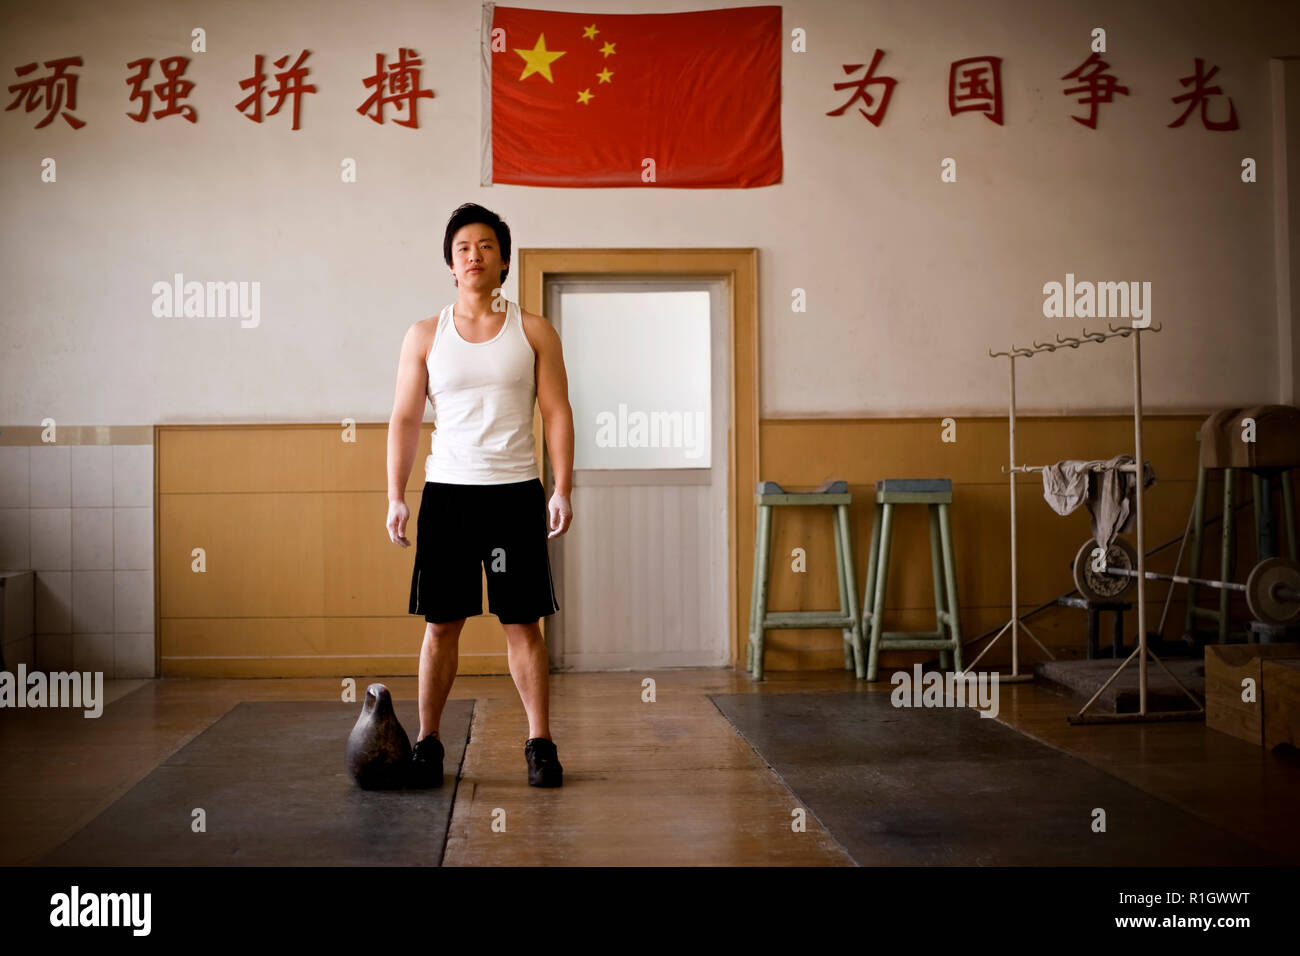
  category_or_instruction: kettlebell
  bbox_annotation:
[345,683,412,790]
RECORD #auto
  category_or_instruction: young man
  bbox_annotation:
[385,202,574,788]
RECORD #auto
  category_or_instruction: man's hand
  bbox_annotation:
[387,500,411,547]
[548,492,572,538]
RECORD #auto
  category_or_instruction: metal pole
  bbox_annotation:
[1156,501,1196,637]
[1009,354,1019,677]
[1105,567,1246,592]
[1132,328,1147,715]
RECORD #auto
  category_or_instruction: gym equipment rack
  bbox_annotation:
[981,322,1202,723]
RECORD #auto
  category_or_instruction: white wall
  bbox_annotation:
[2,0,1298,422]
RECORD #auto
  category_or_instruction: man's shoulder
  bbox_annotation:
[411,309,441,332]
[519,307,556,352]
[409,312,439,360]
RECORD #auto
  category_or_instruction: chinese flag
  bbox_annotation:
[486,4,782,188]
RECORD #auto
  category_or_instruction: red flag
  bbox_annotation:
[485,4,782,187]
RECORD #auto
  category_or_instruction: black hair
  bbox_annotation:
[443,202,511,288]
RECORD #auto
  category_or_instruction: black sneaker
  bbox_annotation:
[525,737,563,787]
[408,734,444,789]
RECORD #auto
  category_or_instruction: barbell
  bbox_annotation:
[1071,538,1300,627]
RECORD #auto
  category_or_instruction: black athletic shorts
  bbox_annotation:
[408,478,560,625]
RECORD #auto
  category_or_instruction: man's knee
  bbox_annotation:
[501,620,542,643]
[426,618,467,641]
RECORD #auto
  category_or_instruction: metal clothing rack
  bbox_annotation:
[974,322,1201,723]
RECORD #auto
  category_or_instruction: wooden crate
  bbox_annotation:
[1205,643,1300,745]
[1263,660,1300,753]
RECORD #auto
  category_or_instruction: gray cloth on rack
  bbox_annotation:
[1041,454,1158,549]
[1040,459,1109,516]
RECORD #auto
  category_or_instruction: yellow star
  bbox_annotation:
[515,34,566,82]
[599,41,616,58]
[576,88,594,104]
[596,68,613,84]
[582,24,599,40]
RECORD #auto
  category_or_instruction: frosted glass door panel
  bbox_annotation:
[558,290,711,469]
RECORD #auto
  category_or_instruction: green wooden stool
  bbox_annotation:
[862,478,963,681]
[748,479,864,680]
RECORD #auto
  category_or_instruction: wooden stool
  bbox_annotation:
[1189,408,1299,643]
[1186,464,1298,642]
[862,478,964,681]
[748,480,864,680]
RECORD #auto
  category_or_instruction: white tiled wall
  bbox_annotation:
[0,443,154,678]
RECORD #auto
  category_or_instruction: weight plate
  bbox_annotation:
[1245,557,1300,626]
[1072,537,1137,603]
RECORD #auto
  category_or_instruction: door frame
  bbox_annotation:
[518,248,759,669]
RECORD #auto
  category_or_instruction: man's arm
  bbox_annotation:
[387,322,430,503]
[531,312,574,496]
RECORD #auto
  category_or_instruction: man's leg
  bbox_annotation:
[418,618,465,743]
[501,620,551,742]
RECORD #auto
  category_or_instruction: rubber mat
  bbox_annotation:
[40,697,473,866]
[1035,658,1204,713]
[711,690,1285,866]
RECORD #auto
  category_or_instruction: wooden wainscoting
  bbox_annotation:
[155,424,518,678]
[155,415,1293,677]
[752,414,1295,673]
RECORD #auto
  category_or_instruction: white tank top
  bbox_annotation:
[424,299,540,485]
